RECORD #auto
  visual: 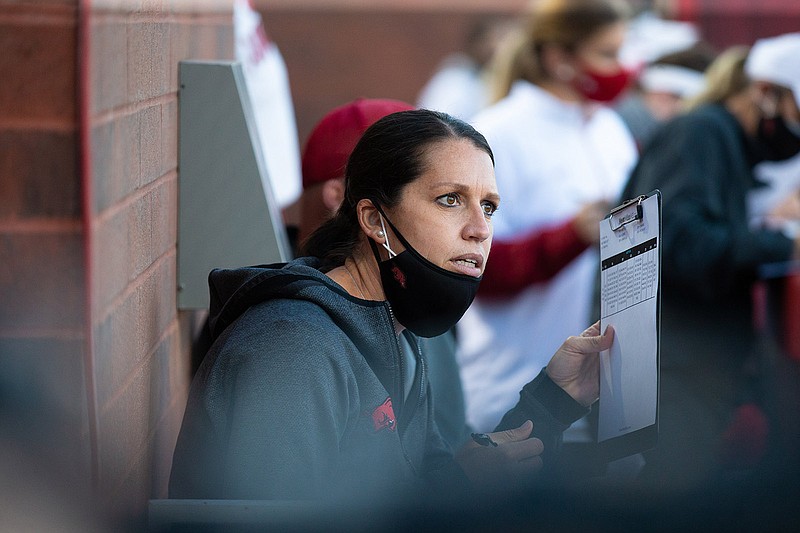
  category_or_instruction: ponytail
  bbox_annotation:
[298,197,360,272]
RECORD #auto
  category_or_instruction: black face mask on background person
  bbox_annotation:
[368,204,481,338]
[755,115,800,162]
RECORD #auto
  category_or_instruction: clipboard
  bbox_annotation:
[597,190,661,461]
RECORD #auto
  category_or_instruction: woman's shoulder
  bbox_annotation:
[197,299,361,391]
[668,104,735,133]
[200,268,394,384]
[235,297,351,350]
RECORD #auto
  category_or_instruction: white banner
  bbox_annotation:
[234,0,302,208]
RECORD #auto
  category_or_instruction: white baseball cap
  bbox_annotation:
[745,32,800,108]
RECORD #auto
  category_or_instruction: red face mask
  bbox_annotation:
[573,65,632,103]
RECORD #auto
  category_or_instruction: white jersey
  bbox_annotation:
[458,81,638,431]
[417,55,489,121]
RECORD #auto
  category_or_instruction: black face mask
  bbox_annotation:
[756,115,800,161]
[370,206,481,338]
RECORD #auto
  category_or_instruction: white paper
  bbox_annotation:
[598,194,659,442]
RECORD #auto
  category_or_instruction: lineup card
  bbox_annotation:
[597,191,660,460]
[601,237,658,318]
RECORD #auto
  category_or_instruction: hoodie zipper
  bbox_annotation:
[385,302,404,412]
[384,302,418,477]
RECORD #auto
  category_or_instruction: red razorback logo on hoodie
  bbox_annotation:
[371,397,396,432]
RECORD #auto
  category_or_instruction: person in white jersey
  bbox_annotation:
[458,0,638,434]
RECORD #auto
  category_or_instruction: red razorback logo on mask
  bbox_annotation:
[391,266,407,289]
[371,397,396,432]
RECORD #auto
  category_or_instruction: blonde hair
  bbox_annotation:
[685,45,750,110]
[487,0,631,102]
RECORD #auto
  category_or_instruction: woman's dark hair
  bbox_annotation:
[300,109,494,271]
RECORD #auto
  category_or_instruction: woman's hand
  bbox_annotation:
[455,420,543,491]
[546,321,614,406]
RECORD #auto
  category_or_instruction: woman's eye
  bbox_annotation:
[482,202,498,217]
[438,193,460,207]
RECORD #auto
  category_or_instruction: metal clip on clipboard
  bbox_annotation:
[608,195,645,231]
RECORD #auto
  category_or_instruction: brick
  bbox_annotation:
[172,23,208,91]
[6,0,79,7]
[128,22,170,103]
[94,253,176,407]
[139,104,163,187]
[93,282,138,405]
[89,120,114,214]
[0,20,77,122]
[149,175,177,263]
[91,19,129,115]
[96,325,181,506]
[168,22,190,94]
[169,19,234,93]
[97,343,151,427]
[92,174,177,314]
[0,230,85,331]
[150,330,178,430]
[150,328,188,498]
[92,205,131,312]
[0,129,80,219]
[96,348,153,505]
[137,252,177,348]
[161,99,178,174]
[129,177,177,282]
[91,111,141,213]
[129,193,153,279]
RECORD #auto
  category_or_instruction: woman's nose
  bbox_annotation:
[463,204,491,242]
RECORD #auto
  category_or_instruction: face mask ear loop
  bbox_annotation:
[378,214,397,258]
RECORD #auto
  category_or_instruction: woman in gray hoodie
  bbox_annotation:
[169,109,613,508]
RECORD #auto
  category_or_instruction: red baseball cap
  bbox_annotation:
[301,98,415,189]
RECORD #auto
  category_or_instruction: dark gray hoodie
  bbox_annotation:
[168,257,465,502]
[168,257,588,503]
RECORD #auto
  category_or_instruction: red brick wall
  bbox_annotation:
[86,2,233,522]
[0,0,92,515]
[257,0,527,148]
[675,0,800,49]
[1,0,232,526]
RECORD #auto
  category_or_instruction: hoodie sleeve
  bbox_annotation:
[170,311,359,500]
[494,370,589,466]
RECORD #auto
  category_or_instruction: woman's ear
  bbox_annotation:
[355,199,385,243]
